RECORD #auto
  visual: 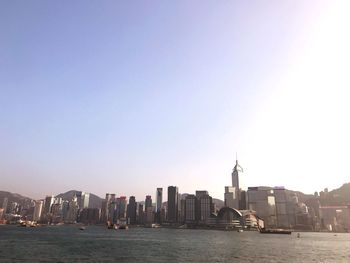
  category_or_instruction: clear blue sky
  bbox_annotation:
[1,1,349,200]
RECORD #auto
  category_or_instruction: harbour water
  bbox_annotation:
[0,225,349,262]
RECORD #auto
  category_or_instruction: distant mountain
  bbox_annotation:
[0,191,33,211]
[56,190,103,209]
[285,189,314,203]
[212,198,224,209]
[319,183,350,205]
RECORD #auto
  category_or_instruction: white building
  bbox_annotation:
[33,200,43,222]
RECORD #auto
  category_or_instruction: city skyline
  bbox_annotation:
[1,1,350,200]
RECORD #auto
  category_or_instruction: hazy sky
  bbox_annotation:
[1,1,350,201]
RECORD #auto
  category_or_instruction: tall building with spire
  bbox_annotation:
[224,156,243,210]
[232,157,243,189]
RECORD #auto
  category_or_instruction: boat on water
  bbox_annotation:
[79,226,86,230]
[259,228,292,234]
[106,219,129,230]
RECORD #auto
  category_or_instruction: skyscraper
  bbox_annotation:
[185,194,196,223]
[115,196,127,221]
[167,186,178,223]
[1,197,8,212]
[156,188,163,212]
[145,195,152,210]
[232,158,243,189]
[225,186,238,209]
[42,195,54,222]
[198,194,212,222]
[224,157,243,209]
[33,200,43,222]
[76,192,90,209]
[127,196,137,225]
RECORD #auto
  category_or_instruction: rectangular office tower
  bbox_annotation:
[248,186,291,228]
[127,196,137,225]
[167,186,178,223]
[156,188,163,212]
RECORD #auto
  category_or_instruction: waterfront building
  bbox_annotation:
[115,196,127,221]
[43,195,54,215]
[127,196,137,225]
[100,200,108,223]
[138,203,144,224]
[239,191,247,210]
[185,195,196,224]
[101,193,115,223]
[65,194,79,223]
[61,200,69,222]
[207,207,244,229]
[198,194,212,222]
[33,200,43,222]
[247,186,292,228]
[167,186,179,223]
[274,187,289,228]
[0,208,4,220]
[178,193,183,223]
[180,199,186,224]
[156,188,163,224]
[319,206,350,232]
[51,203,63,223]
[42,195,54,222]
[76,192,90,209]
[81,193,90,209]
[145,195,152,209]
[8,202,19,214]
[79,208,100,224]
[145,206,154,225]
[108,194,116,222]
[156,188,163,212]
[1,197,8,213]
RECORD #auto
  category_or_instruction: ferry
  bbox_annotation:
[259,228,292,234]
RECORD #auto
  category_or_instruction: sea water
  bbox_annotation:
[0,225,349,262]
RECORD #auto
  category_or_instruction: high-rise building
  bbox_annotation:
[196,190,211,221]
[185,195,196,223]
[33,200,43,222]
[51,203,63,223]
[198,194,212,222]
[42,195,54,222]
[102,193,115,223]
[115,196,127,221]
[239,191,247,210]
[180,199,186,224]
[1,197,8,213]
[65,194,79,223]
[195,191,208,199]
[224,186,239,209]
[156,188,163,212]
[62,200,69,222]
[82,193,90,209]
[127,196,137,225]
[79,208,100,224]
[247,186,278,228]
[145,195,152,209]
[76,192,90,209]
[138,203,144,224]
[167,186,178,223]
[232,158,243,189]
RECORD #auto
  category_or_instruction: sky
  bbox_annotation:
[1,1,350,201]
